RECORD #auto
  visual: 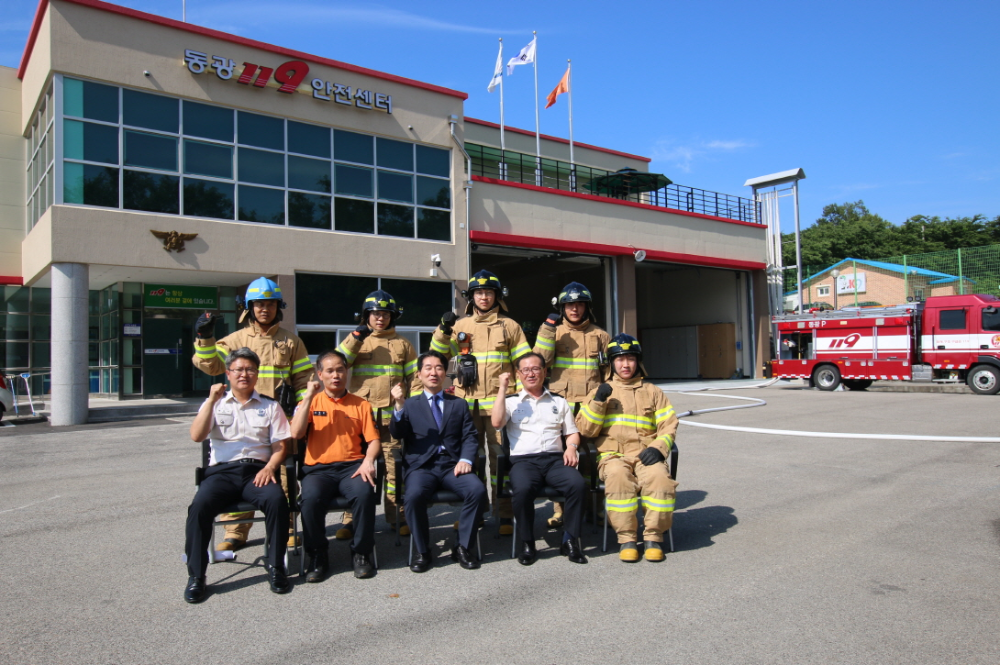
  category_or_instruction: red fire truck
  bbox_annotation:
[770,294,1000,394]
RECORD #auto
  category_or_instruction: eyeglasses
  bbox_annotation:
[518,367,545,375]
[227,367,258,376]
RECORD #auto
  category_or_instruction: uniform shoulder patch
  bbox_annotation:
[258,393,275,402]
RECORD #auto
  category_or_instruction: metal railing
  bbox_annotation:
[466,143,760,224]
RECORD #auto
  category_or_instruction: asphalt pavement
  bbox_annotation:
[1,384,999,664]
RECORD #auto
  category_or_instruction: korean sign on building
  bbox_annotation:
[836,272,867,295]
[184,49,393,113]
[145,284,218,309]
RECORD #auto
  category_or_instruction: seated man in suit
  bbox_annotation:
[289,350,381,581]
[491,353,588,566]
[184,347,291,603]
[389,350,488,572]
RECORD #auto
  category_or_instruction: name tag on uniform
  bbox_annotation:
[313,411,327,416]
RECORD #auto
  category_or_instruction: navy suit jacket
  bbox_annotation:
[389,392,479,478]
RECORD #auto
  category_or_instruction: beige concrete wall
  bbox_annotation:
[23,205,466,287]
[471,180,765,266]
[0,66,24,278]
[464,120,648,173]
[42,1,462,147]
[19,5,52,129]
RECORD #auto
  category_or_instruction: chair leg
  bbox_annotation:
[408,530,413,566]
[373,545,379,570]
[667,527,674,553]
[602,497,609,553]
[510,517,517,559]
[476,530,482,561]
[208,522,216,564]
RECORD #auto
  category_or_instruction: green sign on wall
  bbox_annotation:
[144,284,218,309]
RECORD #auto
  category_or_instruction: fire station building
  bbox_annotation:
[1,0,769,424]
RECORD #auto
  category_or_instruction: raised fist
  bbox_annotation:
[543,313,561,328]
[352,323,371,341]
[440,311,458,334]
[593,383,613,403]
[195,312,216,339]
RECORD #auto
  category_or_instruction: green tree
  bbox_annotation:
[782,200,898,266]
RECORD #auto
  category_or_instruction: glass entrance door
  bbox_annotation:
[143,318,184,396]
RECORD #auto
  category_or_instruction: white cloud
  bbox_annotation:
[190,3,518,35]
[650,137,755,172]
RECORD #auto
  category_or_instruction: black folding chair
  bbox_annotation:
[288,439,386,576]
[391,448,487,565]
[195,440,298,568]
[590,443,679,552]
[492,429,593,558]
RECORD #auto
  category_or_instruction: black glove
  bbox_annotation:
[440,311,458,335]
[543,312,561,328]
[195,312,216,339]
[352,323,371,341]
[593,383,613,403]
[639,447,665,466]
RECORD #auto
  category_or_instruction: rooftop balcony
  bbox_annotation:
[465,143,759,225]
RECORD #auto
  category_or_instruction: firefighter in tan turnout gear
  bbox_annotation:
[335,290,419,538]
[533,281,610,528]
[576,334,678,562]
[192,277,312,551]
[430,270,531,534]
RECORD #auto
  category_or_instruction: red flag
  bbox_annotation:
[545,67,570,109]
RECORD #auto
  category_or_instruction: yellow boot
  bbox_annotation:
[619,541,640,563]
[644,541,665,562]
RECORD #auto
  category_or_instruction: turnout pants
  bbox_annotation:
[472,410,513,519]
[378,418,406,527]
[404,457,488,555]
[300,461,377,556]
[185,461,289,578]
[509,452,587,543]
[599,454,677,544]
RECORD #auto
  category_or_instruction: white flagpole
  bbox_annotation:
[532,31,541,186]
[498,38,506,152]
[567,59,575,191]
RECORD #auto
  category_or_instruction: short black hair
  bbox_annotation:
[226,347,260,369]
[417,350,448,372]
[314,349,347,370]
[515,352,546,370]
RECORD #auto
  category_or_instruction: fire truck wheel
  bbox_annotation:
[813,365,841,391]
[843,379,873,391]
[967,365,1000,395]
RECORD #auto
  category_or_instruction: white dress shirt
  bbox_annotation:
[208,390,291,465]
[501,389,579,456]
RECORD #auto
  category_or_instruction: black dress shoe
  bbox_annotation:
[184,576,206,604]
[304,552,328,583]
[517,540,537,566]
[560,537,588,564]
[268,564,291,594]
[410,551,433,573]
[353,552,375,579]
[451,544,480,570]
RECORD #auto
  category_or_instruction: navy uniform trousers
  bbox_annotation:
[185,461,289,578]
[404,456,488,555]
[509,452,587,543]
[300,461,377,556]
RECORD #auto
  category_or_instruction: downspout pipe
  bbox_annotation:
[449,115,473,287]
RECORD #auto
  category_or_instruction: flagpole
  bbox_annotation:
[532,31,541,186]
[498,38,505,153]
[567,59,575,191]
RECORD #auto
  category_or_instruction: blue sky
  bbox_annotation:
[2,0,998,232]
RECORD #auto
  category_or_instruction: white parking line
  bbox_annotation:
[0,495,61,514]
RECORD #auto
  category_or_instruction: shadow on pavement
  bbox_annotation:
[675,504,737,551]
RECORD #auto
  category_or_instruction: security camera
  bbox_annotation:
[143,70,151,77]
[430,253,442,267]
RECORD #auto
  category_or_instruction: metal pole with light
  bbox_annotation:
[831,269,840,310]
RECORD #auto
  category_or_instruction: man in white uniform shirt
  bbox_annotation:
[183,347,292,603]
[492,352,588,565]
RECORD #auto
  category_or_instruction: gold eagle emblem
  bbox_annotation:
[150,230,198,253]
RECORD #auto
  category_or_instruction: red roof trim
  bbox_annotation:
[18,0,469,101]
[469,231,766,271]
[0,275,25,286]
[464,117,651,163]
[472,176,763,228]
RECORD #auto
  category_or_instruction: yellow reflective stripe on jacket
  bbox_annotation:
[511,342,531,360]
[471,351,511,364]
[534,335,555,350]
[430,336,457,355]
[291,357,313,375]
[403,359,418,375]
[606,497,639,512]
[409,388,424,397]
[655,406,676,424]
[295,388,307,401]
[656,435,674,452]
[335,340,358,363]
[352,364,404,377]
[386,480,397,495]
[194,343,226,362]
[641,495,675,512]
[464,396,496,410]
[580,403,604,426]
[597,451,623,462]
[257,365,290,379]
[553,356,598,370]
[605,414,655,430]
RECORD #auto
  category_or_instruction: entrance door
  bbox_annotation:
[143,318,184,396]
